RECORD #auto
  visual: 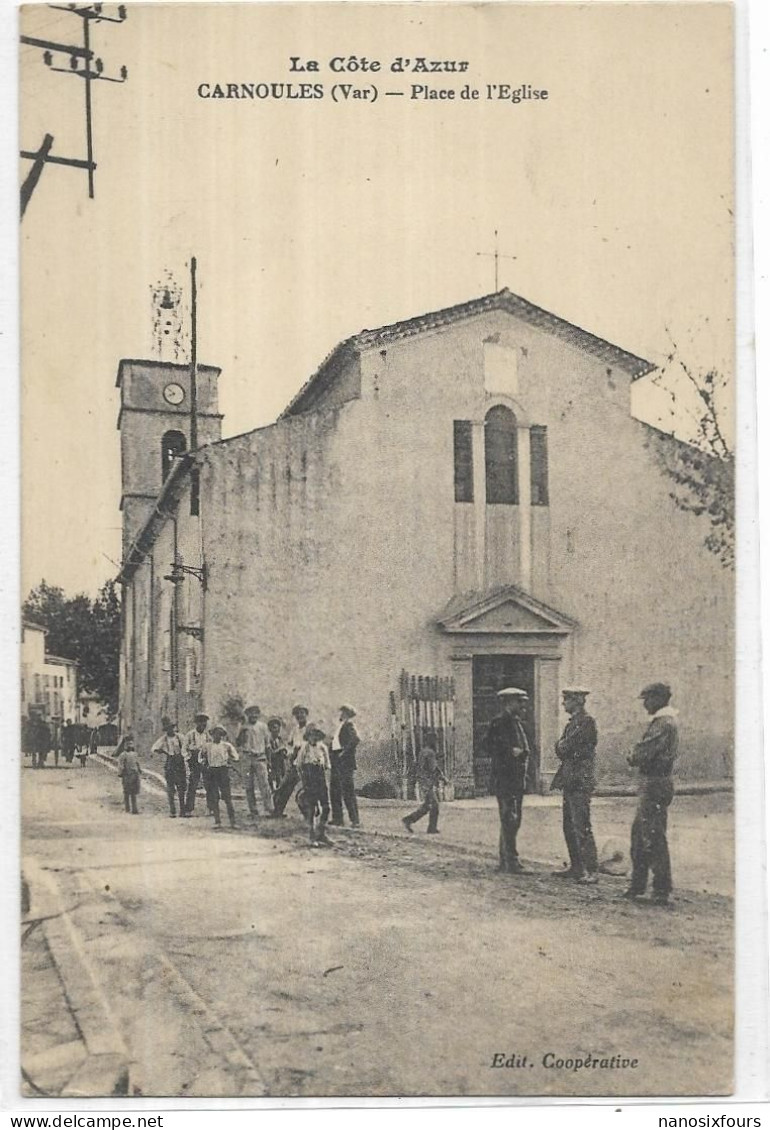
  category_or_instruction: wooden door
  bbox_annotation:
[472,655,537,794]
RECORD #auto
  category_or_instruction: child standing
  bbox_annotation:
[297,724,332,847]
[116,735,141,815]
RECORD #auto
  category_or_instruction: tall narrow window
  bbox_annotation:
[161,430,186,481]
[530,425,549,506]
[485,405,518,504]
[453,420,474,502]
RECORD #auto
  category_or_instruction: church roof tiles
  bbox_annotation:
[281,287,656,417]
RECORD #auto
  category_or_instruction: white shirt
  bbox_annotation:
[297,741,330,771]
[288,723,307,752]
[204,740,239,769]
[184,727,210,762]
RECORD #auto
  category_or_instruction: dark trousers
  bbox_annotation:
[330,754,359,825]
[269,751,289,794]
[185,758,202,813]
[273,763,300,814]
[165,771,186,816]
[630,778,674,896]
[497,792,523,870]
[562,789,598,875]
[201,763,214,812]
[301,764,330,840]
[405,783,439,832]
[209,766,236,826]
[122,777,139,814]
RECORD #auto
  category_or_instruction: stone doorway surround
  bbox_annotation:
[436,585,577,796]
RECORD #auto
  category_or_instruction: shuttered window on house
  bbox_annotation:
[485,405,518,504]
[453,420,474,502]
[530,425,549,506]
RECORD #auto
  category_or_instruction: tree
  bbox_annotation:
[23,580,121,712]
[647,334,734,569]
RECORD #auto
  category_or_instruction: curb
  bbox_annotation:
[23,858,130,1097]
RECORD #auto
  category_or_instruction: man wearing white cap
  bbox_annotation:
[552,688,599,883]
[486,688,532,874]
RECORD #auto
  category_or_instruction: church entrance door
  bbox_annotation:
[472,655,537,794]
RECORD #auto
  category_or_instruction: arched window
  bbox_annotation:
[484,405,518,504]
[161,430,186,481]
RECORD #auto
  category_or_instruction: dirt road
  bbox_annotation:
[21,761,733,1098]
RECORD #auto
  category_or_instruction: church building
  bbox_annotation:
[117,289,733,795]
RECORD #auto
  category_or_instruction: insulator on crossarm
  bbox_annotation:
[120,64,127,79]
[70,54,78,70]
[43,50,52,66]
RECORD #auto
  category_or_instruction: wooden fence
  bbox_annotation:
[390,670,456,800]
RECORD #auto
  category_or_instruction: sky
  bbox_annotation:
[19,1,734,596]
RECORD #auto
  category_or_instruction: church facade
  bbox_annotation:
[117,290,733,794]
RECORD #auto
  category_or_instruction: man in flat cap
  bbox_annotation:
[183,711,211,816]
[552,688,599,883]
[487,688,532,874]
[624,682,679,906]
[329,705,361,827]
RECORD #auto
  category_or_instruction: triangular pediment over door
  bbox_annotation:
[436,586,577,636]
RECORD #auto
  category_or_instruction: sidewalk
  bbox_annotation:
[21,859,130,1098]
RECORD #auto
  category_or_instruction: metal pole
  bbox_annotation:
[83,16,94,198]
[20,134,54,217]
[190,256,198,452]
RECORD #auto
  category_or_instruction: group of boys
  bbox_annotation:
[116,702,362,844]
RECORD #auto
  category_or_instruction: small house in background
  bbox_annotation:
[21,620,78,746]
[77,692,109,727]
[117,289,733,795]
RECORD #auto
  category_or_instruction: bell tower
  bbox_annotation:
[116,359,223,557]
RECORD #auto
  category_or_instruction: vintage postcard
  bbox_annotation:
[18,0,739,1101]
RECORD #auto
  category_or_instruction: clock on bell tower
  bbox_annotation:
[116,359,223,557]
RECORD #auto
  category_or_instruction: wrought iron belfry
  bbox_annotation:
[151,272,186,362]
[20,4,128,216]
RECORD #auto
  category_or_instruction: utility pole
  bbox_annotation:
[476,229,518,291]
[20,4,128,216]
[189,257,198,453]
[189,257,200,517]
